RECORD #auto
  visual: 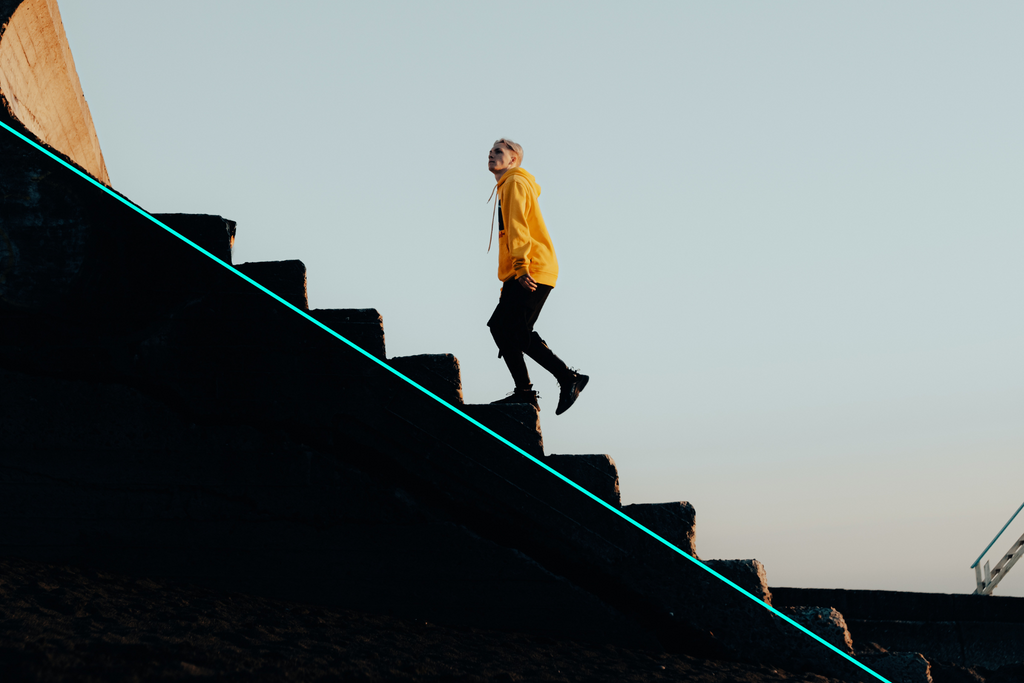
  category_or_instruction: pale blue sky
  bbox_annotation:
[58,1,1024,596]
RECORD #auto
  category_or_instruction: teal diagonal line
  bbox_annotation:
[0,119,890,683]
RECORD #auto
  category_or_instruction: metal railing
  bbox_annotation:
[971,500,1024,595]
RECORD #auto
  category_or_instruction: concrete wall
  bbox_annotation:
[0,0,109,184]
[772,586,1024,670]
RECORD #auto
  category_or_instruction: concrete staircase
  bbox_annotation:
[0,137,850,673]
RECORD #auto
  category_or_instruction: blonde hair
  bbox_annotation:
[494,138,524,167]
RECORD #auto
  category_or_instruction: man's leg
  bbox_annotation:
[524,330,590,415]
[492,327,532,391]
[487,281,540,405]
[523,332,570,382]
[487,282,588,413]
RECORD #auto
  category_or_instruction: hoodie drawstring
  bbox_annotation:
[486,182,500,252]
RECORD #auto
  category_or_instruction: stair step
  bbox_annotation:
[152,213,236,265]
[106,213,237,316]
[779,606,854,655]
[622,501,697,558]
[459,403,543,459]
[309,309,386,360]
[233,260,308,310]
[703,559,771,603]
[545,454,620,508]
[388,354,463,405]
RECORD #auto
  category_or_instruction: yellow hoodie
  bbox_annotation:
[496,167,559,287]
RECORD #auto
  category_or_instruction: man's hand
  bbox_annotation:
[517,274,538,292]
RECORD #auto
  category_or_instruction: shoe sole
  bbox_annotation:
[491,397,540,410]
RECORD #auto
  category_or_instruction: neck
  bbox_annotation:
[492,166,515,183]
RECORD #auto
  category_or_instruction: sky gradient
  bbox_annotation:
[57,1,1024,597]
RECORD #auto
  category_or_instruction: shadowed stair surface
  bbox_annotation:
[0,555,862,683]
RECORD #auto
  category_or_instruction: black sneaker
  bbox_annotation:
[555,371,589,415]
[491,388,540,410]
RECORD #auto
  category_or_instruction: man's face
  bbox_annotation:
[488,144,517,174]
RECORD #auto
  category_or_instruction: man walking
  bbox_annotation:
[486,138,588,415]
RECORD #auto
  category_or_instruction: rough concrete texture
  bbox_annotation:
[0,365,657,650]
[623,501,698,558]
[705,558,773,604]
[0,557,863,683]
[772,587,1024,624]
[547,453,621,508]
[780,607,855,655]
[0,122,96,309]
[772,587,1024,670]
[850,619,1024,672]
[857,651,933,683]
[390,353,464,405]
[0,0,109,184]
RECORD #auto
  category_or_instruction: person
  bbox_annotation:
[485,138,588,415]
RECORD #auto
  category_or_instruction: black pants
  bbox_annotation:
[487,280,569,391]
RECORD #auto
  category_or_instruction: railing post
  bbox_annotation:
[971,499,1024,595]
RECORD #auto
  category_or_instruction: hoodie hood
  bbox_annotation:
[496,166,541,197]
